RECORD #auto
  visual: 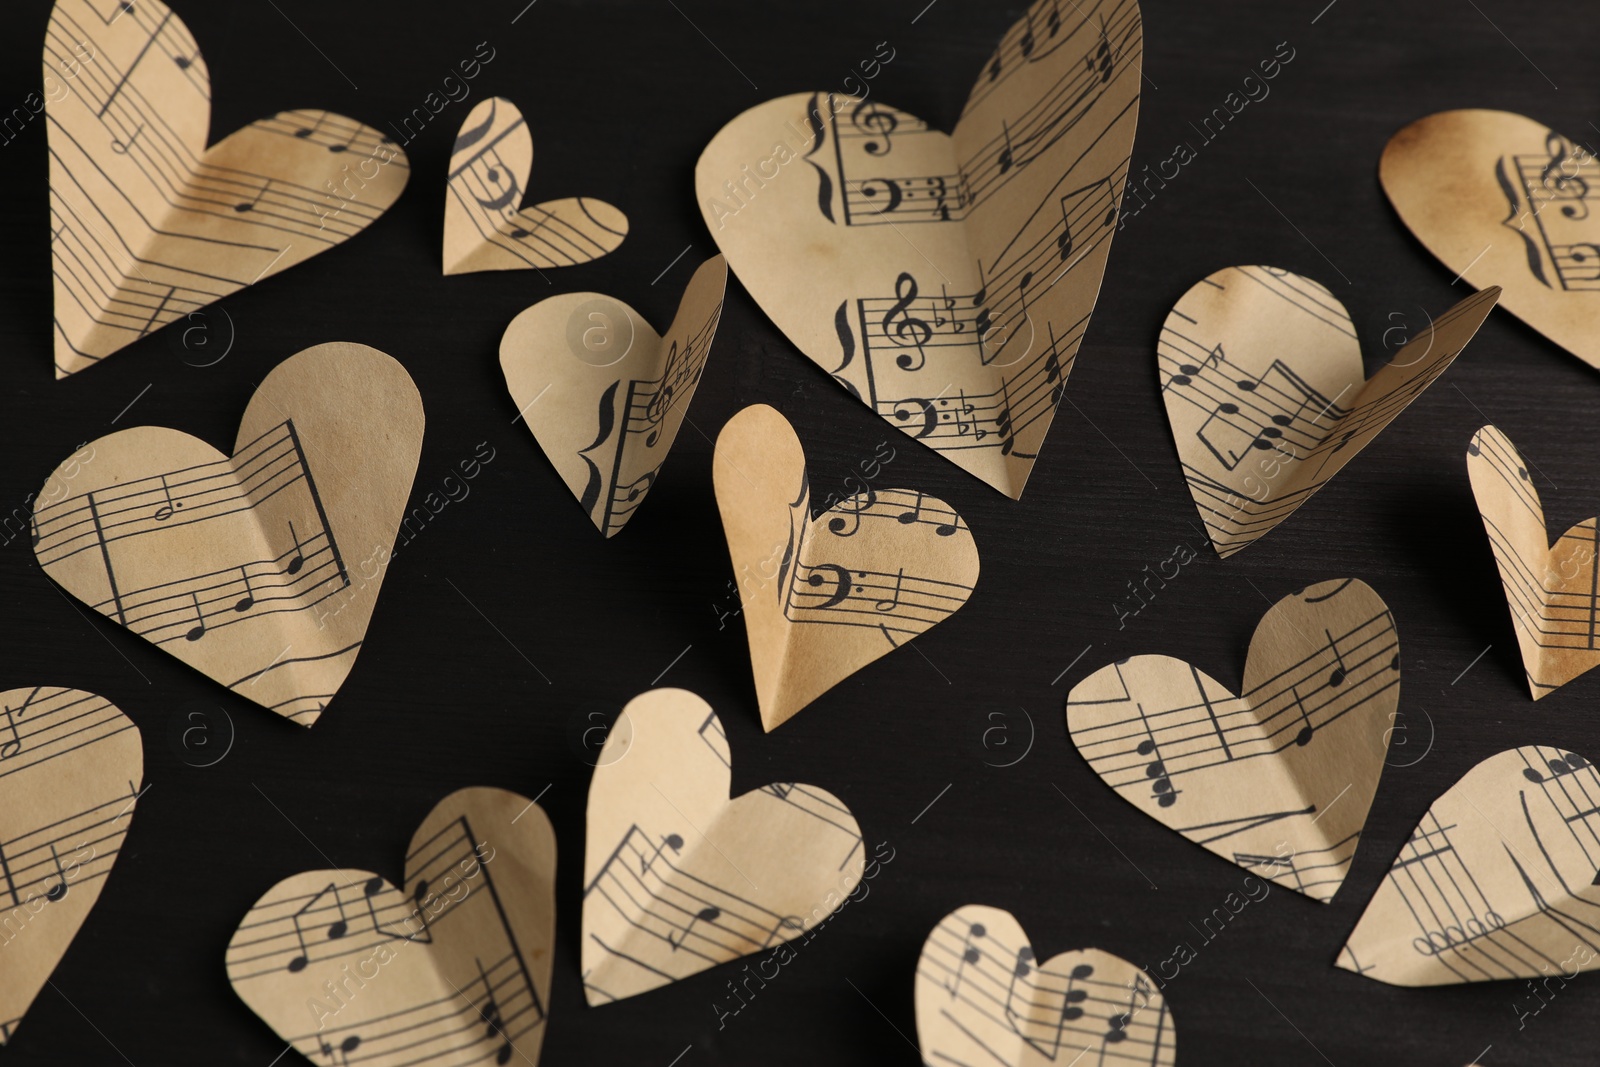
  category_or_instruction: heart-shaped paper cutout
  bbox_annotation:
[227,787,555,1063]
[713,404,980,730]
[499,255,726,536]
[915,904,1175,1067]
[1067,578,1399,901]
[444,97,627,274]
[0,687,142,1045]
[582,689,865,1003]
[45,0,409,378]
[1339,745,1600,985]
[1382,109,1600,370]
[32,343,424,726]
[1159,266,1498,556]
[694,0,1142,498]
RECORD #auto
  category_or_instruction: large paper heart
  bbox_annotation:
[1339,745,1600,985]
[45,0,409,378]
[1067,579,1398,901]
[444,96,628,274]
[0,687,142,1045]
[582,689,865,1003]
[227,788,555,1064]
[32,344,424,726]
[1382,109,1600,370]
[499,255,726,536]
[916,905,1175,1067]
[1159,265,1498,556]
[695,0,1142,498]
[713,404,980,731]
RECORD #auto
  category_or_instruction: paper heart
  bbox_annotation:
[915,905,1175,1067]
[582,689,865,1003]
[443,97,627,274]
[1339,745,1600,985]
[499,256,726,536]
[32,344,423,726]
[227,788,555,1064]
[1382,109,1600,370]
[45,0,408,378]
[713,404,980,731]
[1067,579,1399,901]
[0,687,142,1045]
[694,0,1142,498]
[1159,265,1498,556]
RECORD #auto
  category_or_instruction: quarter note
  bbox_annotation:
[476,957,513,1065]
[642,833,685,876]
[945,921,986,998]
[669,905,722,950]
[997,121,1015,174]
[43,844,69,902]
[1325,629,1349,686]
[1289,684,1315,747]
[234,178,273,214]
[316,1036,361,1066]
[1135,704,1178,807]
[285,520,307,575]
[184,592,207,642]
[234,566,255,613]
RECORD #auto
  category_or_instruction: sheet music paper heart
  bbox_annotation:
[444,97,627,274]
[0,688,141,1046]
[499,255,726,536]
[694,0,1141,498]
[1159,266,1498,556]
[227,788,555,1065]
[32,343,424,727]
[1339,745,1600,985]
[45,0,409,378]
[714,404,980,731]
[582,689,865,1003]
[1382,110,1600,370]
[1067,579,1399,901]
[915,905,1175,1067]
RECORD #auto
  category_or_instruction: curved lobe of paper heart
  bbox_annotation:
[1340,745,1600,986]
[46,0,409,378]
[500,256,726,536]
[0,688,141,1045]
[1382,110,1600,370]
[33,344,424,726]
[227,787,556,1065]
[1067,579,1398,901]
[444,97,627,274]
[916,905,1175,1067]
[714,405,980,731]
[582,689,864,1003]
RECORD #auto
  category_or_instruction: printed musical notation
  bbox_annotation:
[1159,265,1499,557]
[915,905,1175,1067]
[444,96,627,273]
[1496,131,1600,292]
[1068,579,1400,902]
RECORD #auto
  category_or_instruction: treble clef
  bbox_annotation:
[882,272,933,371]
[1540,131,1591,218]
[851,98,898,156]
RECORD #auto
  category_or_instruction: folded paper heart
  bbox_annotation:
[227,787,556,1065]
[695,0,1142,498]
[500,255,726,536]
[0,687,142,1045]
[582,689,865,1003]
[1159,265,1498,556]
[713,404,980,731]
[45,0,408,377]
[1339,745,1600,986]
[32,344,424,726]
[915,904,1175,1066]
[1067,579,1398,901]
[444,97,628,274]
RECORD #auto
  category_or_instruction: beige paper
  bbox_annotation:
[694,0,1141,499]
[227,787,555,1064]
[45,0,408,378]
[499,256,726,536]
[1159,266,1498,556]
[713,404,980,731]
[1467,425,1600,699]
[582,688,864,1003]
[916,905,1174,1066]
[1339,745,1600,986]
[1382,110,1600,370]
[1067,579,1399,901]
[444,97,627,274]
[32,344,424,727]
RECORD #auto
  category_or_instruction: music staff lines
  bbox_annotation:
[1230,267,1359,339]
[0,790,136,908]
[962,0,1140,118]
[0,689,136,781]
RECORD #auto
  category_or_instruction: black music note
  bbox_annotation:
[1135,704,1178,807]
[184,592,207,642]
[285,520,308,575]
[476,957,514,1065]
[287,883,350,972]
[1061,962,1092,1022]
[945,921,987,997]
[1524,752,1591,783]
[998,121,1015,174]
[669,906,722,950]
[43,844,69,903]
[1325,629,1349,686]
[1289,684,1315,747]
[0,687,42,761]
[642,833,685,876]
[317,1036,362,1066]
[234,178,274,214]
[234,567,255,613]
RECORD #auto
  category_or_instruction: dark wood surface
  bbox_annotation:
[1,0,1596,1063]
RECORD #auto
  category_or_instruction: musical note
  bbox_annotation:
[43,845,68,903]
[668,906,723,951]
